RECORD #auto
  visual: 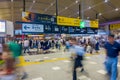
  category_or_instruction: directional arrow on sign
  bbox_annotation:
[24,25,30,30]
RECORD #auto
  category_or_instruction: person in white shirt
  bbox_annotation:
[116,37,120,44]
[23,39,30,53]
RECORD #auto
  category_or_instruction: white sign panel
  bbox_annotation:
[84,20,90,27]
[22,24,44,33]
[0,21,5,33]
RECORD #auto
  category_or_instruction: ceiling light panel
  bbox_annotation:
[115,8,119,11]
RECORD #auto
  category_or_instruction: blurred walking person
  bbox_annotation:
[0,43,3,60]
[64,39,70,52]
[0,44,16,80]
[69,38,85,80]
[7,37,27,79]
[104,34,120,80]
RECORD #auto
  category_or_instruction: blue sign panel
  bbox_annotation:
[52,25,60,33]
[75,27,81,33]
[69,27,76,34]
[86,27,98,34]
[44,24,52,33]
[22,23,44,33]
[60,26,69,34]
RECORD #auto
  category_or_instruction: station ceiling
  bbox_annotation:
[0,0,120,29]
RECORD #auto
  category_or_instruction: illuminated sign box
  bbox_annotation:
[110,24,120,30]
[90,20,99,28]
[0,21,6,33]
[22,23,44,33]
[57,16,80,26]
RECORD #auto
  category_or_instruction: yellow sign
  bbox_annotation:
[110,24,120,30]
[57,16,80,26]
[90,20,99,28]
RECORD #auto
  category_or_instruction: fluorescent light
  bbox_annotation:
[98,13,102,16]
[11,0,13,2]
[88,6,91,9]
[51,3,54,6]
[104,0,108,3]
[33,0,36,3]
[115,8,119,11]
[75,0,78,4]
[65,7,68,9]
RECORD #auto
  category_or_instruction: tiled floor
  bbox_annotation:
[22,51,120,80]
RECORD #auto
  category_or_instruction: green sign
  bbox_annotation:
[80,21,85,28]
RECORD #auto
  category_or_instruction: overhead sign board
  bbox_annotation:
[22,23,44,33]
[22,12,56,24]
[57,16,80,26]
[110,24,120,30]
[90,20,99,28]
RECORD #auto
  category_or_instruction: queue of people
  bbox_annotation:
[16,38,65,54]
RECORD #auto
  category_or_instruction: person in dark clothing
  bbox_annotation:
[51,40,55,49]
[29,39,32,49]
[95,39,99,53]
[104,34,120,80]
[42,40,49,54]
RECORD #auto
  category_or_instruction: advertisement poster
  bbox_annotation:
[22,12,56,24]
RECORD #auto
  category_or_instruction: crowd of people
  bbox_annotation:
[0,35,120,80]
[68,34,120,80]
[4,35,119,55]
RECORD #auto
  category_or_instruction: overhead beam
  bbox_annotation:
[23,0,25,11]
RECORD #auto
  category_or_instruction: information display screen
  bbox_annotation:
[0,21,5,33]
